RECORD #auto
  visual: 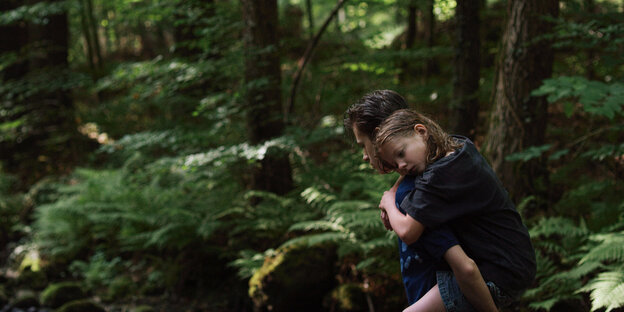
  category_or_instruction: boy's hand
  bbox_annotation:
[380,209,393,231]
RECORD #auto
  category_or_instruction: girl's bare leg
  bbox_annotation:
[403,284,446,312]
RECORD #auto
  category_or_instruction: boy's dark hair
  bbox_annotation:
[343,90,409,140]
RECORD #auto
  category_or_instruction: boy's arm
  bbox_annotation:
[444,245,498,312]
[379,186,424,245]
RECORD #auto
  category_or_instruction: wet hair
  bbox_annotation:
[375,109,463,165]
[343,90,409,140]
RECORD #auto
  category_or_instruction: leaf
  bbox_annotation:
[578,270,624,312]
[505,144,552,162]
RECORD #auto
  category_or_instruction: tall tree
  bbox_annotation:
[0,0,90,186]
[423,0,437,78]
[483,0,559,207]
[399,0,418,84]
[173,0,214,58]
[450,0,481,139]
[241,0,293,195]
[0,0,28,81]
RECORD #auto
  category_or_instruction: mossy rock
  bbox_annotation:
[249,243,337,312]
[325,283,367,312]
[107,275,136,301]
[11,290,39,309]
[132,305,156,312]
[56,299,106,312]
[16,268,48,290]
[40,282,87,308]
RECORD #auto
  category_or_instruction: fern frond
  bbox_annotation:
[288,220,346,233]
[528,298,561,311]
[578,270,624,312]
[326,200,374,216]
[281,232,351,248]
[530,216,588,238]
[581,232,624,263]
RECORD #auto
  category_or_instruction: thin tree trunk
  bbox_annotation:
[483,0,559,210]
[286,0,348,117]
[306,0,314,39]
[85,0,102,68]
[450,0,481,139]
[241,0,293,196]
[79,0,96,71]
[423,0,437,78]
[399,1,418,84]
[583,0,597,80]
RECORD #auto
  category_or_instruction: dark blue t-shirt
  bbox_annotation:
[400,136,536,295]
[395,175,458,304]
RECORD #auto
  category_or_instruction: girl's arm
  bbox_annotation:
[444,245,498,312]
[379,185,424,245]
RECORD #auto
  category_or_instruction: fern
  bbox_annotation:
[579,269,624,312]
[580,232,624,264]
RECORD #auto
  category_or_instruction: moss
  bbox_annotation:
[56,299,106,312]
[40,282,87,308]
[327,283,367,312]
[248,243,337,312]
[16,267,48,290]
[132,305,156,312]
[12,290,39,309]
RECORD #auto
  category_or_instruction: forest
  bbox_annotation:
[0,0,623,311]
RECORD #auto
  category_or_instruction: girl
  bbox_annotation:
[344,90,498,312]
[375,108,536,311]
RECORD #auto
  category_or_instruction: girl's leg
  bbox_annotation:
[403,284,446,312]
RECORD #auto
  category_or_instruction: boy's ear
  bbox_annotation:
[414,124,427,136]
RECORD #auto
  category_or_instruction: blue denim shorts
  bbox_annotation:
[437,271,515,312]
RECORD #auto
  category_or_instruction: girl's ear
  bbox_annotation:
[413,124,428,137]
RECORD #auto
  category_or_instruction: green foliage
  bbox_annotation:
[0,1,70,26]
[69,252,124,292]
[532,76,624,119]
[0,172,25,246]
[40,282,87,309]
[579,270,624,312]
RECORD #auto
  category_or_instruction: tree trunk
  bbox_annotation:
[241,0,293,196]
[399,1,418,84]
[0,0,28,81]
[173,0,213,58]
[79,0,96,71]
[306,0,314,39]
[450,0,481,139]
[483,0,559,209]
[85,0,102,68]
[423,0,438,78]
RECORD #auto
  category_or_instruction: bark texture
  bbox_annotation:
[484,0,559,205]
[241,0,293,195]
[451,0,481,139]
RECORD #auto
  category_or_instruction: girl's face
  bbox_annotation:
[378,124,428,176]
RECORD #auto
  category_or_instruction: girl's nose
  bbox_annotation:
[398,161,407,169]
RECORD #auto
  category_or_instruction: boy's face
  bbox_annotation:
[353,126,388,173]
[377,125,428,176]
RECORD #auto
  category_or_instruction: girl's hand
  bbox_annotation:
[379,189,397,213]
[380,209,393,231]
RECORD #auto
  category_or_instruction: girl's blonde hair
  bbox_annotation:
[375,109,463,165]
